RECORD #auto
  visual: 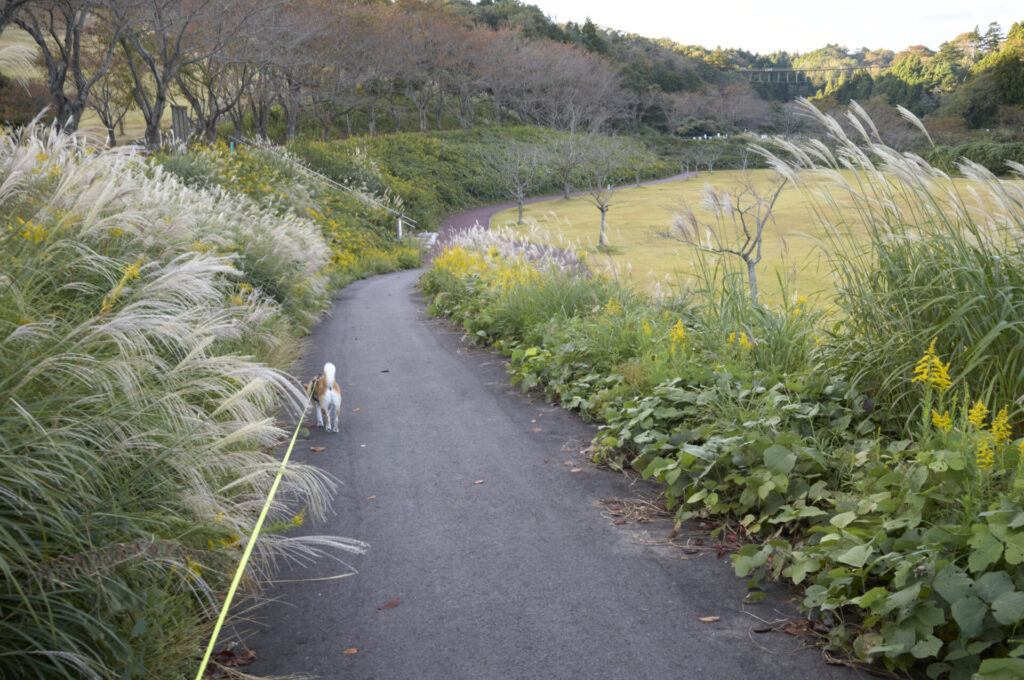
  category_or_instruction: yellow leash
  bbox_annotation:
[194,391,312,680]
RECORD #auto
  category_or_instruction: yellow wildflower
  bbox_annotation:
[968,399,990,430]
[604,298,622,315]
[911,338,952,391]
[976,435,995,470]
[728,331,751,350]
[669,319,686,344]
[991,406,1012,446]
[643,317,651,336]
[931,410,952,433]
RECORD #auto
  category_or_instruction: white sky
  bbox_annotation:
[532,0,1022,54]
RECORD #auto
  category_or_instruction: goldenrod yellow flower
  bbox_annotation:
[931,409,953,433]
[991,406,1012,446]
[969,399,990,429]
[669,319,686,344]
[604,299,622,315]
[911,338,952,391]
[728,331,751,350]
[976,435,995,469]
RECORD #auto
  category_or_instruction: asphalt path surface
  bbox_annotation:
[244,268,866,679]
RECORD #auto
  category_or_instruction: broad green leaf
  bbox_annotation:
[934,564,975,604]
[975,571,1015,603]
[968,531,1003,573]
[950,595,987,638]
[975,658,1024,679]
[836,543,872,568]
[830,511,857,529]
[992,591,1024,626]
[910,636,943,659]
[1005,531,1024,565]
[880,582,921,614]
[763,444,796,475]
[856,586,889,611]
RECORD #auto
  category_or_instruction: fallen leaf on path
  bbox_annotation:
[569,468,582,473]
[352,408,362,412]
[367,495,376,500]
[543,458,550,463]
[473,480,484,484]
[753,626,773,634]
[378,597,400,610]
[563,461,573,466]
[531,419,536,423]
[698,616,720,623]
[614,519,627,525]
[343,648,358,655]
[310,446,326,452]
[532,428,542,432]
[380,369,389,373]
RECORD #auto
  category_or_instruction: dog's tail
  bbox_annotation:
[323,362,336,387]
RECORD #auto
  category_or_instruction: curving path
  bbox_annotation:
[434,172,698,254]
[243,264,866,679]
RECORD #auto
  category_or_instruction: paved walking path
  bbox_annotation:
[244,267,865,679]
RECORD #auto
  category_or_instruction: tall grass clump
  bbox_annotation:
[156,141,421,296]
[1,127,364,679]
[760,99,1024,427]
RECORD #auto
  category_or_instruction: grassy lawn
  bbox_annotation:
[492,170,844,303]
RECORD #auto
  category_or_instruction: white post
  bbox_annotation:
[397,215,403,239]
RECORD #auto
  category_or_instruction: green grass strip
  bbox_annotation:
[193,393,312,680]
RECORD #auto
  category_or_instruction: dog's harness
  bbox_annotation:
[309,375,321,405]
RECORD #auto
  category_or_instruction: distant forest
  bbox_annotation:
[0,0,1021,147]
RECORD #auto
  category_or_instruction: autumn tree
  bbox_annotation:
[116,0,266,148]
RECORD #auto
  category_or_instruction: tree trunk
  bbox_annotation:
[368,103,376,136]
[517,201,523,223]
[144,92,167,149]
[106,126,117,147]
[418,108,427,133]
[435,92,443,130]
[746,259,759,305]
[345,113,352,137]
[599,208,608,248]
[285,103,298,141]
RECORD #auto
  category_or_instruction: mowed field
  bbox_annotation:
[492,170,843,302]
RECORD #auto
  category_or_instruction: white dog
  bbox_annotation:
[306,362,342,433]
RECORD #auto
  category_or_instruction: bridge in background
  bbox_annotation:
[745,65,886,83]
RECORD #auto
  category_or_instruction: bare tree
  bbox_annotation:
[667,170,788,304]
[116,0,265,148]
[0,0,34,36]
[86,41,133,144]
[487,141,549,223]
[14,0,124,133]
[621,138,655,186]
[550,130,586,199]
[577,135,629,249]
[695,141,724,173]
